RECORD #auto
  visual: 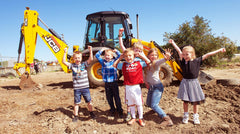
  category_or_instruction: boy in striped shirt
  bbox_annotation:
[62,46,96,122]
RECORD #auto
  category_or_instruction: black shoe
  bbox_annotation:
[72,116,78,122]
[110,110,115,117]
[119,112,123,118]
[90,112,96,119]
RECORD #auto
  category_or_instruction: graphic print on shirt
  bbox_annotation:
[72,64,85,78]
[126,63,138,72]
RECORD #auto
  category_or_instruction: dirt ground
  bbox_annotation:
[0,65,239,134]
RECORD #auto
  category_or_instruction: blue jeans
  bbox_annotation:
[74,88,91,104]
[146,83,166,118]
[105,81,123,113]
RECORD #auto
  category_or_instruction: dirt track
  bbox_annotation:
[0,66,239,134]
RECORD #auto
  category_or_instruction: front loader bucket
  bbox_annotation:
[198,70,215,85]
[19,72,39,90]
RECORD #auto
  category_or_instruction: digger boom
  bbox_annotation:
[13,8,74,89]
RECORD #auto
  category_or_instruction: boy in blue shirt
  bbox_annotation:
[95,48,123,118]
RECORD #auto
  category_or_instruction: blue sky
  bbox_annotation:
[1,0,240,61]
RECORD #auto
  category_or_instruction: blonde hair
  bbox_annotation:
[182,46,196,59]
[132,40,143,51]
[104,49,114,56]
[123,48,134,56]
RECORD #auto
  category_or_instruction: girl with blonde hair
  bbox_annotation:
[144,47,173,127]
[169,39,226,125]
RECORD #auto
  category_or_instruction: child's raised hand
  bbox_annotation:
[168,39,174,44]
[164,48,172,60]
[119,28,124,35]
[220,48,226,53]
[88,45,92,51]
[64,47,68,53]
[119,53,125,59]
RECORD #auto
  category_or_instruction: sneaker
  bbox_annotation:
[139,119,145,127]
[72,116,78,122]
[159,115,173,127]
[127,118,136,125]
[90,112,96,119]
[182,113,189,124]
[193,114,200,125]
[125,112,131,121]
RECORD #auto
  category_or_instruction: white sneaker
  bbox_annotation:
[182,113,189,124]
[193,113,200,125]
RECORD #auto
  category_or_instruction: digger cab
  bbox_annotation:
[84,11,134,50]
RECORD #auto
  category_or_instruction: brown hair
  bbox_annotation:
[182,46,196,59]
[146,48,159,71]
[147,48,159,58]
[73,51,82,58]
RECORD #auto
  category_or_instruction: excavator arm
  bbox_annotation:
[14,8,72,89]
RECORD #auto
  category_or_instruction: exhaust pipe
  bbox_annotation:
[136,14,139,39]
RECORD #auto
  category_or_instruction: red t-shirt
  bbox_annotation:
[122,61,143,85]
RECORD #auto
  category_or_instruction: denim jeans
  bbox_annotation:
[146,83,166,118]
[74,88,91,104]
[105,81,123,112]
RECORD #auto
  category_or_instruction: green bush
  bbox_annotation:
[163,15,237,67]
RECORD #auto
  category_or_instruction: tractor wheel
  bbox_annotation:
[87,58,105,87]
[159,63,173,87]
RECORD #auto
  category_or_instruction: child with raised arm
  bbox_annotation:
[169,39,226,124]
[113,48,151,127]
[95,48,123,118]
[144,48,173,127]
[118,28,147,121]
[62,46,96,122]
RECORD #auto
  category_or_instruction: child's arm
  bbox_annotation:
[62,47,71,67]
[169,39,182,60]
[95,48,105,61]
[113,49,121,59]
[118,28,126,52]
[87,46,93,64]
[113,53,124,68]
[202,48,226,60]
[137,52,151,65]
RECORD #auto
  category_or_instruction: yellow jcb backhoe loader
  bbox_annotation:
[13,7,78,90]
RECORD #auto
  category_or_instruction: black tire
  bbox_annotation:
[5,72,16,78]
[87,58,105,87]
[159,63,173,87]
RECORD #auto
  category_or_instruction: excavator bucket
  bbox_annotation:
[19,72,39,90]
[198,70,215,85]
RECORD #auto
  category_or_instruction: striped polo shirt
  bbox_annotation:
[69,62,89,89]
